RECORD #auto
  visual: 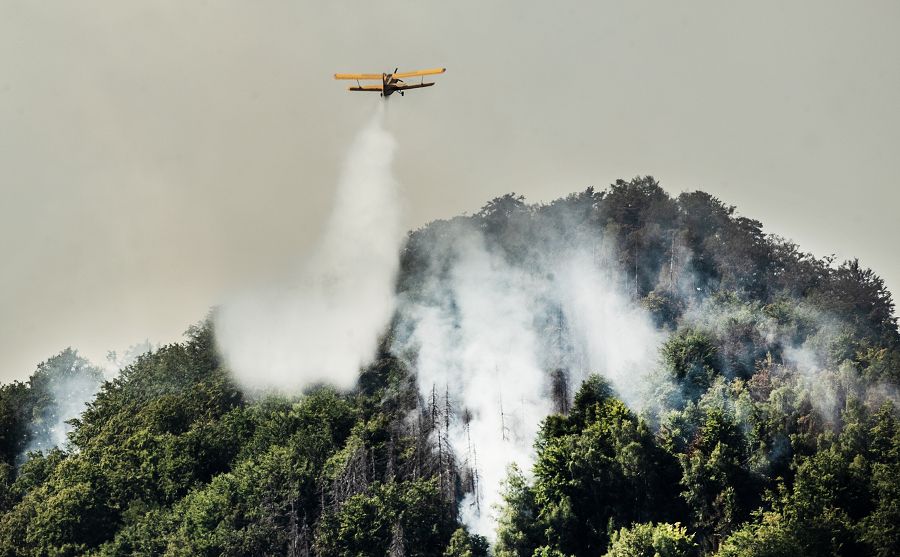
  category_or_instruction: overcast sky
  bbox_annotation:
[1,1,898,382]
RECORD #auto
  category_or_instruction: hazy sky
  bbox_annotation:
[2,1,898,382]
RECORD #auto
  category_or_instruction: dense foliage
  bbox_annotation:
[0,177,897,555]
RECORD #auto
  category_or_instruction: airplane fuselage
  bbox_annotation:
[381,73,403,97]
[379,70,436,97]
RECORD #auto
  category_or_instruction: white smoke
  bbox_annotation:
[215,105,665,538]
[397,228,552,537]
[556,250,668,408]
[215,105,402,392]
[27,374,99,453]
[22,349,105,460]
[394,224,664,538]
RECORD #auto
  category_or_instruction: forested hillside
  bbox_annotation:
[1,177,897,556]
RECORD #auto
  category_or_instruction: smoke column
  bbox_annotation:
[398,229,553,537]
[394,224,665,538]
[216,105,402,392]
[216,105,666,538]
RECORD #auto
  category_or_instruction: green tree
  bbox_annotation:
[678,402,759,550]
[314,479,452,557]
[529,376,683,556]
[494,464,543,557]
[444,527,489,557]
[604,522,697,557]
[661,329,720,402]
[715,512,802,557]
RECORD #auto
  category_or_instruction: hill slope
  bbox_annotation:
[0,177,897,556]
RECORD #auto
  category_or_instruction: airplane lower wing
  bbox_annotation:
[347,85,384,92]
[394,82,435,91]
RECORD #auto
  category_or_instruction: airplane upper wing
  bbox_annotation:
[334,73,383,80]
[347,85,384,92]
[392,67,446,79]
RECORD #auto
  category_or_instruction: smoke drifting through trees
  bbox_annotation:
[392,203,665,537]
[213,108,666,537]
[215,104,403,392]
[2,176,898,555]
[212,122,898,543]
[20,349,104,460]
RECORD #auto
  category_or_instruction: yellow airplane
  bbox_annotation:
[334,67,446,97]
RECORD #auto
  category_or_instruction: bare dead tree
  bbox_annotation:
[386,426,396,482]
[431,384,445,496]
[459,407,479,510]
[286,499,299,557]
[444,385,452,447]
[330,442,368,507]
[396,390,434,483]
[668,228,677,288]
[431,384,439,431]
[388,520,406,557]
[632,239,640,297]
[414,391,424,479]
[442,385,458,503]
[499,391,510,442]
[297,519,311,557]
[472,446,481,514]
[544,307,573,415]
[286,505,311,557]
[550,368,571,415]
[463,408,473,452]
